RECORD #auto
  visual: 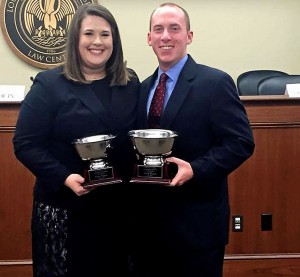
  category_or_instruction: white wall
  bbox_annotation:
[1,0,300,92]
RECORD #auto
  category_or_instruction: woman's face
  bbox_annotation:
[79,15,113,79]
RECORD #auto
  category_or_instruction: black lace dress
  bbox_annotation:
[32,201,68,277]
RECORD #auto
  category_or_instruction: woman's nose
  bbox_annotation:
[93,36,102,45]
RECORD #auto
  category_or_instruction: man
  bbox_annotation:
[132,3,255,277]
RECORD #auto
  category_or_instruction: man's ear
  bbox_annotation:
[147,32,152,46]
[187,31,193,45]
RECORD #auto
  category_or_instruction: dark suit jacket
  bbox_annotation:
[135,55,254,251]
[13,66,140,209]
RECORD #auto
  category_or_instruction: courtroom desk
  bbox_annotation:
[0,103,34,276]
[224,96,300,276]
[240,95,300,125]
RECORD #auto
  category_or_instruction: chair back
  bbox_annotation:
[237,70,288,96]
[258,75,300,95]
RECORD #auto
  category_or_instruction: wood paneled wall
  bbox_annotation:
[1,97,300,276]
[225,96,300,275]
[0,104,34,276]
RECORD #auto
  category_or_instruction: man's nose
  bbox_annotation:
[161,30,171,40]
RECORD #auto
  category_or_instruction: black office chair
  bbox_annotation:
[257,75,300,95]
[237,70,289,96]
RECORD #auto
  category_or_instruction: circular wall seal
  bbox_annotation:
[0,0,97,69]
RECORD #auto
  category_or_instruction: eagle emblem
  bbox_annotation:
[24,0,75,46]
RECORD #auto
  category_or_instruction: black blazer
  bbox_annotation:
[135,55,254,250]
[13,66,140,208]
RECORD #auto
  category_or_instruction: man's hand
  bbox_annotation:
[64,174,94,196]
[166,157,194,186]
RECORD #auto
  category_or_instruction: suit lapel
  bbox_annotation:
[161,75,191,129]
[139,73,158,128]
[161,57,196,129]
[68,82,115,131]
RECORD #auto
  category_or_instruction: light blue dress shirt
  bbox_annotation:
[147,55,188,115]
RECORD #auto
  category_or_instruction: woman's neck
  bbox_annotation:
[82,67,106,81]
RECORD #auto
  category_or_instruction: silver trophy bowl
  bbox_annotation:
[73,134,122,187]
[128,129,178,183]
[128,129,177,157]
[73,134,115,160]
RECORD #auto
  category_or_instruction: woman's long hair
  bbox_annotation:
[63,3,131,85]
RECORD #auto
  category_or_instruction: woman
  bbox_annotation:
[13,3,139,276]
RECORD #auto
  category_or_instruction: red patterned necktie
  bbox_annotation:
[148,73,168,128]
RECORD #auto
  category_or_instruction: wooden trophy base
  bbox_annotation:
[82,167,122,188]
[130,177,171,185]
[82,178,122,188]
[130,163,177,185]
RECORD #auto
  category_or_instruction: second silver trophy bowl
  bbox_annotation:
[128,129,177,156]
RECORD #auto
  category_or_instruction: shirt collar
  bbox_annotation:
[158,55,188,83]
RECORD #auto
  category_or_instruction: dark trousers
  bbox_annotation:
[131,245,225,277]
[66,193,131,277]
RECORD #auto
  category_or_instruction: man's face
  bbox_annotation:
[148,6,193,71]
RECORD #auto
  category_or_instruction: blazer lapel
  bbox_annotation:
[161,57,196,129]
[68,82,115,131]
[110,85,134,131]
[161,76,191,129]
[139,73,158,128]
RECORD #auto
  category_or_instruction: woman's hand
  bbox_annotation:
[64,174,94,196]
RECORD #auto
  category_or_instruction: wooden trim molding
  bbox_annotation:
[225,254,300,260]
[0,260,32,265]
[0,127,15,132]
[1,254,299,265]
